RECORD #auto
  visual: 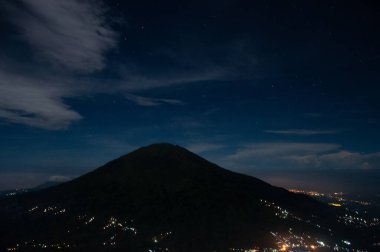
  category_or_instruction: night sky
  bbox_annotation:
[0,0,379,193]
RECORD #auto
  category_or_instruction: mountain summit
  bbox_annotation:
[0,144,361,251]
[44,143,324,216]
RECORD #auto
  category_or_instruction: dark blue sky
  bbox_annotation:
[0,0,379,193]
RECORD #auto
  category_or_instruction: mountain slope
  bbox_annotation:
[0,143,359,251]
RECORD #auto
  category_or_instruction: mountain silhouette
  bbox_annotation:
[0,143,364,251]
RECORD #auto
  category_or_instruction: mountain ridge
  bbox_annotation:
[32,143,324,215]
[1,143,360,251]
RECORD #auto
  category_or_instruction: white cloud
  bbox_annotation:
[0,70,81,130]
[0,1,249,130]
[0,0,118,129]
[5,0,117,73]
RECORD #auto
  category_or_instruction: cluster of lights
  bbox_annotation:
[7,240,73,251]
[335,204,379,228]
[229,248,259,251]
[288,189,380,231]
[102,216,137,235]
[329,203,342,207]
[43,206,57,212]
[100,216,139,247]
[371,217,380,227]
[5,189,29,197]
[288,189,371,206]
[260,199,301,221]
[260,199,335,236]
[229,229,335,252]
[10,212,140,249]
[77,214,87,220]
[28,206,39,212]
[152,231,172,244]
[229,247,260,252]
[17,193,376,251]
[270,229,328,251]
[148,248,170,252]
[55,208,66,215]
[84,216,95,225]
[27,205,66,215]
[102,234,117,246]
[288,189,324,197]
[338,214,369,228]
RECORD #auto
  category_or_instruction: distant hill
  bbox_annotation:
[0,144,373,251]
[32,180,64,191]
[0,181,63,198]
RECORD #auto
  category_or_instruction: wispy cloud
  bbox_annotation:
[115,38,257,92]
[264,129,341,136]
[0,65,227,129]
[227,142,340,160]
[0,1,254,130]
[0,69,81,130]
[169,116,204,130]
[0,173,70,190]
[85,136,137,155]
[0,172,50,190]
[125,93,184,107]
[303,113,327,118]
[225,142,380,171]
[186,143,226,153]
[0,0,119,129]
[117,67,229,91]
[287,150,380,170]
[4,0,117,73]
[48,175,71,183]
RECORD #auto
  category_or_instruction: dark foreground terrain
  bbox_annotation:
[0,144,377,251]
